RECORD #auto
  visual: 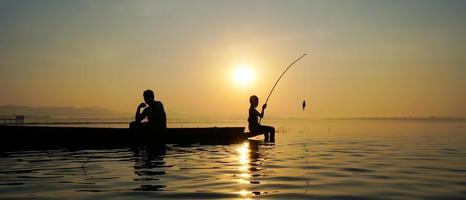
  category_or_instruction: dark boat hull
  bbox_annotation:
[0,126,262,150]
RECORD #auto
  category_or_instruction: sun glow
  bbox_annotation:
[232,64,254,87]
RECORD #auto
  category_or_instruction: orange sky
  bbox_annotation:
[1,1,465,119]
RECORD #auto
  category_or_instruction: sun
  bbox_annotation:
[232,64,254,87]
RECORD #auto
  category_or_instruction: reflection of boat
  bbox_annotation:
[0,126,262,149]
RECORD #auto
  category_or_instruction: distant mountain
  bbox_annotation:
[0,105,129,118]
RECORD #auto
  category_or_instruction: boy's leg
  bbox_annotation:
[264,126,275,142]
[269,126,275,142]
[259,126,269,142]
[260,125,275,142]
[264,130,269,142]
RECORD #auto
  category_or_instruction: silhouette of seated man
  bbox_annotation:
[130,90,167,131]
[248,95,275,142]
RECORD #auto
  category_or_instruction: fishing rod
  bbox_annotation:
[259,53,306,123]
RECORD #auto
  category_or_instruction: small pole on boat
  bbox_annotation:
[259,53,306,124]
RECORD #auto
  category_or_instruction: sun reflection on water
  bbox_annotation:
[235,142,253,199]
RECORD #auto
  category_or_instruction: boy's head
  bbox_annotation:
[249,95,259,107]
[143,90,155,103]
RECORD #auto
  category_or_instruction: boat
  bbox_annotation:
[0,125,262,150]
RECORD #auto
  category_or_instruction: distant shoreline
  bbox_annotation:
[1,117,464,126]
[322,117,466,122]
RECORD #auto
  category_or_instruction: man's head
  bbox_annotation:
[143,90,155,103]
[249,95,259,108]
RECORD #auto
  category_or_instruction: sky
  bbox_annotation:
[1,0,466,119]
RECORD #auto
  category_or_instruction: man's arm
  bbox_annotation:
[161,104,167,129]
[135,103,147,122]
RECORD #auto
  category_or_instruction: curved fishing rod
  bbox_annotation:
[259,53,306,123]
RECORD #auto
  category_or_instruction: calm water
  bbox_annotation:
[1,120,465,200]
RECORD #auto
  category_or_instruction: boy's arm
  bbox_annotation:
[259,104,267,118]
[256,104,267,118]
[254,109,263,118]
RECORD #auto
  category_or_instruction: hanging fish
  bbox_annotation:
[302,100,306,111]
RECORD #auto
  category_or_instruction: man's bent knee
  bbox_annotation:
[130,121,140,129]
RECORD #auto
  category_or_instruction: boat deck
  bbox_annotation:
[0,126,262,150]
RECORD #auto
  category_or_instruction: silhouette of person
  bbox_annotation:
[248,95,275,142]
[130,90,167,131]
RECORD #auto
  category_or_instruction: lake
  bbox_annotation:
[1,119,465,199]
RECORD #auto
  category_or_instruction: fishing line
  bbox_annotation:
[259,53,306,123]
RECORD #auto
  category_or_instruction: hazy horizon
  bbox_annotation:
[1,0,466,119]
[1,105,466,122]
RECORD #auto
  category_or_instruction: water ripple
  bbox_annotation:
[1,121,466,199]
